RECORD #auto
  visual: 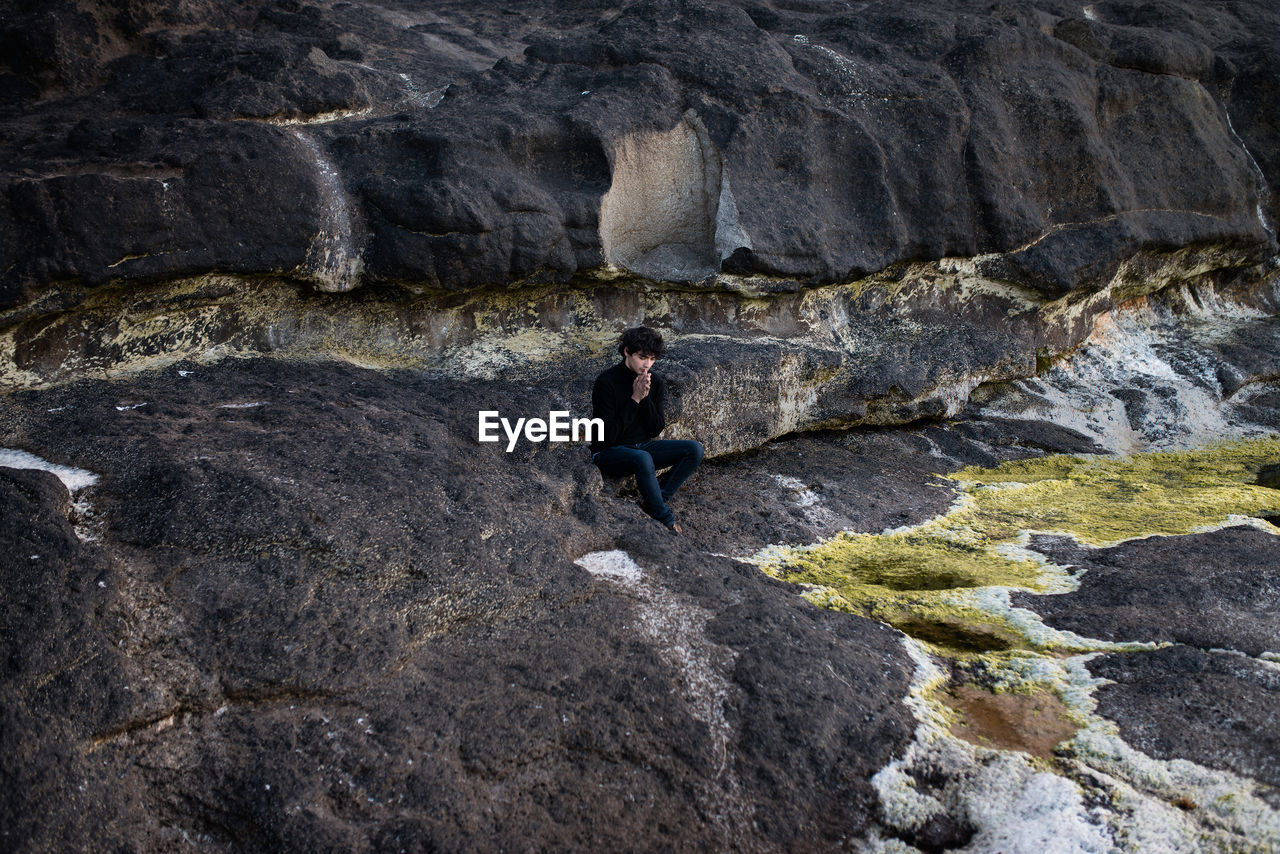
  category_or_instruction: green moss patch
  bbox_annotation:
[760,437,1280,656]
[951,436,1280,546]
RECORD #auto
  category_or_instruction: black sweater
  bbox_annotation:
[590,361,666,453]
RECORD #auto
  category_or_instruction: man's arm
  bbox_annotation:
[593,374,644,447]
[639,374,666,437]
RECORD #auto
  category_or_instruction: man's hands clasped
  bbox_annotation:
[631,368,651,403]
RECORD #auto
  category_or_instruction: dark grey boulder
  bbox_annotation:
[2,0,1277,305]
[1016,526,1280,659]
[1088,646,1280,806]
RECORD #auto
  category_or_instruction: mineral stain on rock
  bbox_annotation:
[761,436,1280,848]
[943,682,1080,760]
[757,436,1280,655]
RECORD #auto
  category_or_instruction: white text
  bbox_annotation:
[478,410,604,452]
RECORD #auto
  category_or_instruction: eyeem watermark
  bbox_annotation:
[478,410,603,452]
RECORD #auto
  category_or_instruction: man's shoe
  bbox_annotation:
[666,522,683,535]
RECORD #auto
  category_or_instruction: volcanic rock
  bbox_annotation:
[1016,526,1280,658]
[0,358,926,852]
[1088,646,1280,806]
[4,0,1280,849]
[2,0,1277,304]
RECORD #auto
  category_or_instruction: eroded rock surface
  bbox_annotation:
[1088,646,1280,807]
[1009,523,1280,812]
[969,268,1280,452]
[2,0,1277,304]
[3,347,1279,849]
[4,1,1280,850]
[0,359,925,852]
[1017,527,1280,658]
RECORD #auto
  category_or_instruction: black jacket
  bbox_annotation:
[590,361,666,453]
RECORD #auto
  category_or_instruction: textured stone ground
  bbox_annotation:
[1,358,930,852]
[4,353,1277,850]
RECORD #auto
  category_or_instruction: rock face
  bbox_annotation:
[0,360,925,852]
[1011,527,1280,809]
[4,1,1280,851]
[2,0,1277,305]
[0,466,140,850]
[968,269,1280,451]
[1088,645,1280,807]
[3,0,1280,459]
[1016,527,1280,658]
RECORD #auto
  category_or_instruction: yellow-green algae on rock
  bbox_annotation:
[756,436,1280,656]
[950,436,1280,546]
[832,439,1280,850]
[871,638,1280,853]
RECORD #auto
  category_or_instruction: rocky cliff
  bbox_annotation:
[2,1,1279,851]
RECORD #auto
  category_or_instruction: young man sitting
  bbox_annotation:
[590,327,704,534]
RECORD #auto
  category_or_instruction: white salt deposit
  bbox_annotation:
[574,549,644,585]
[0,448,99,493]
[953,587,1161,653]
[573,551,733,751]
[1221,105,1276,240]
[976,294,1273,452]
[773,474,819,507]
[772,474,840,530]
[574,549,745,836]
[396,74,448,109]
[290,129,363,293]
[868,599,1280,851]
[960,755,1113,853]
[872,633,1280,850]
[0,448,102,541]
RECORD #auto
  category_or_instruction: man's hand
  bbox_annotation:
[631,369,651,403]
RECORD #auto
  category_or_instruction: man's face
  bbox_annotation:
[624,348,656,375]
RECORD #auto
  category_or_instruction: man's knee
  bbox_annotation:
[600,448,655,476]
[636,452,656,474]
[675,440,704,467]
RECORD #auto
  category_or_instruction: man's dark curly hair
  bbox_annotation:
[618,326,665,359]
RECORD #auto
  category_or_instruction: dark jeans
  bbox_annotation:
[593,440,704,526]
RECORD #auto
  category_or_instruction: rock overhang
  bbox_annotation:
[2,0,1278,306]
